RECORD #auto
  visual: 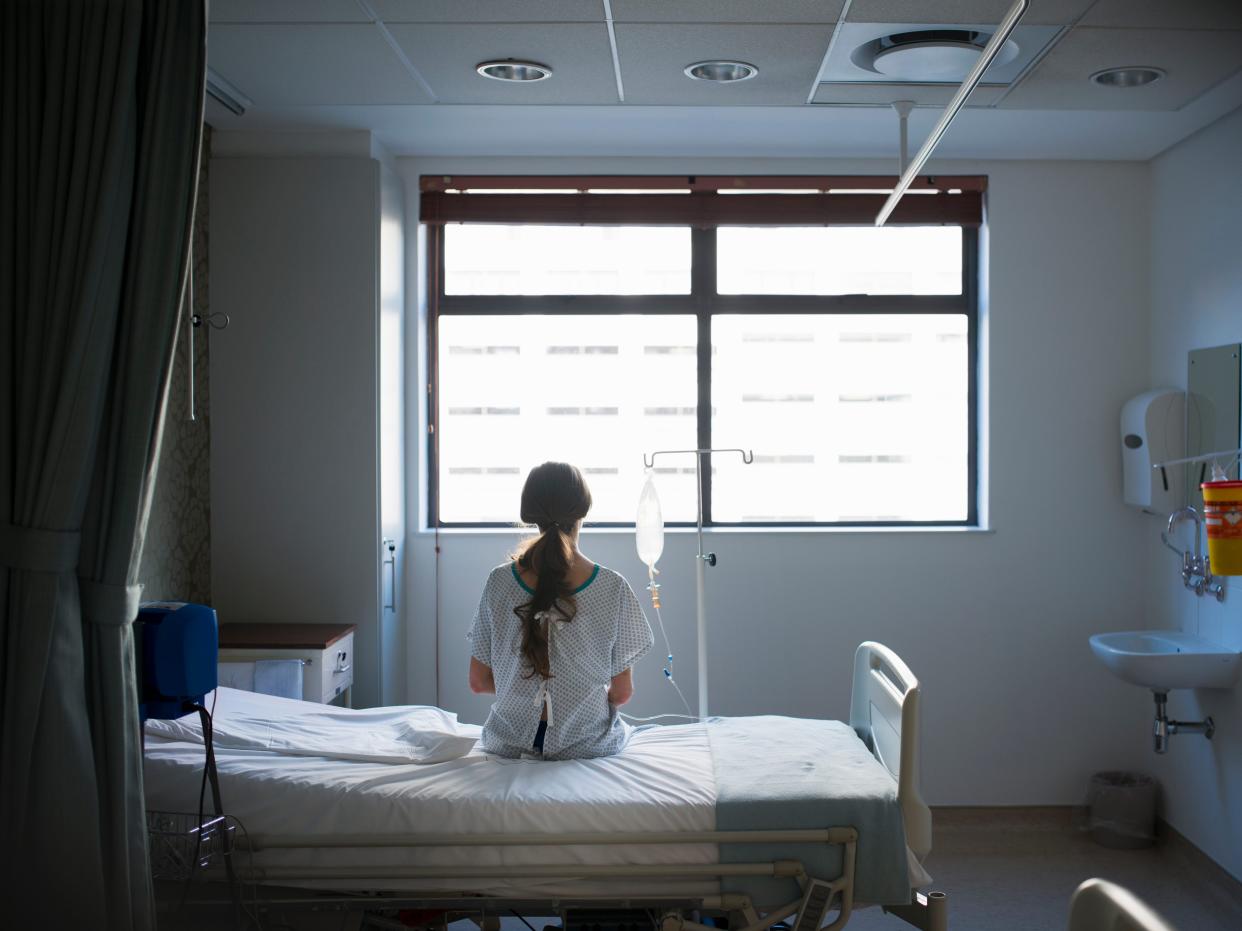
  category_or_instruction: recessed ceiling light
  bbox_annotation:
[684,61,758,83]
[476,60,553,82]
[1090,66,1165,88]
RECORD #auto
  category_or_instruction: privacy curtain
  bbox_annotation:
[0,1,206,927]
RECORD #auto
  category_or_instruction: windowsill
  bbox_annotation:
[418,524,994,536]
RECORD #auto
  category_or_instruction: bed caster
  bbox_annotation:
[661,912,685,931]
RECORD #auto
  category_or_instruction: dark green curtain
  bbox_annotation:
[0,1,206,926]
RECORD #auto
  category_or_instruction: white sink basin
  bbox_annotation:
[1089,631,1241,691]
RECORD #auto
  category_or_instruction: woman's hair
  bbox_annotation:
[511,462,593,680]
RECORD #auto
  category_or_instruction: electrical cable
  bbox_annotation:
[178,692,248,929]
[176,687,219,914]
[510,910,539,931]
[226,814,266,930]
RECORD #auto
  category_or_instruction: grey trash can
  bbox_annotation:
[1086,771,1158,849]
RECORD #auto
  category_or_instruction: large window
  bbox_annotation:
[426,178,980,528]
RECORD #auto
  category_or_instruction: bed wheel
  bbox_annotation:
[661,911,685,931]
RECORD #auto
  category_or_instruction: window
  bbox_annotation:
[426,178,980,528]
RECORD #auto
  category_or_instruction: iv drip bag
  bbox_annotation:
[636,471,664,569]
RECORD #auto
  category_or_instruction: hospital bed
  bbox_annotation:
[143,642,945,930]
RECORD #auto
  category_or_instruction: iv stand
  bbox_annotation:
[642,448,754,718]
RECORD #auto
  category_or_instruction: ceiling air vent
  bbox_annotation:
[851,29,1020,82]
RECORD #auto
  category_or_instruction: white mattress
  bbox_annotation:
[143,689,718,897]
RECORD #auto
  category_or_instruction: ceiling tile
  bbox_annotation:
[1081,0,1242,30]
[208,25,434,105]
[211,1,371,23]
[371,0,603,23]
[386,23,619,104]
[847,0,1095,27]
[810,82,1006,106]
[611,1,846,23]
[615,23,835,105]
[1000,26,1242,110]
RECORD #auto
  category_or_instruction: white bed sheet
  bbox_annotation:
[146,687,480,764]
[143,690,718,897]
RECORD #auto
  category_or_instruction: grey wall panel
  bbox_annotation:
[846,0,1094,26]
[211,1,371,23]
[611,0,846,23]
[387,22,619,104]
[615,23,837,105]
[210,157,383,707]
[1001,27,1242,111]
[371,0,603,22]
[208,25,434,105]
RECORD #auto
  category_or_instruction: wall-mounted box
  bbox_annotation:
[1121,389,1184,513]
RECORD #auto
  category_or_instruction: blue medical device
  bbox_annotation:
[138,602,218,722]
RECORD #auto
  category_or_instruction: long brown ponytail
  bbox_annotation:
[512,462,592,680]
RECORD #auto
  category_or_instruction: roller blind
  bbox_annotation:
[419,175,986,227]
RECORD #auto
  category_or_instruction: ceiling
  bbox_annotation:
[204,0,1242,160]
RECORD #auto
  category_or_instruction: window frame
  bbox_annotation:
[427,210,979,530]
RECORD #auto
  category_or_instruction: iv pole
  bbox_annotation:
[642,448,753,718]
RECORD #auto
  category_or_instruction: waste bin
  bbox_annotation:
[1086,771,1158,849]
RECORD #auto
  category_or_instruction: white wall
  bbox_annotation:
[1146,106,1242,880]
[211,156,387,708]
[399,155,1155,806]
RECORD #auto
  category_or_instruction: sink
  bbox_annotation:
[1089,631,1242,691]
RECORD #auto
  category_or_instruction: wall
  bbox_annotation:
[209,156,387,707]
[140,124,213,603]
[1147,105,1242,880]
[399,155,1156,806]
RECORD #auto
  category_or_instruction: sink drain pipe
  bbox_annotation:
[1152,691,1214,754]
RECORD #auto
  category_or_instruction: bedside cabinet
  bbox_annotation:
[217,623,356,706]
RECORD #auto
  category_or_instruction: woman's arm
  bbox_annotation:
[469,656,496,695]
[609,668,634,706]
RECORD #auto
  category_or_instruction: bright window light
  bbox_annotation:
[712,314,969,522]
[444,225,691,296]
[436,314,698,523]
[717,226,962,295]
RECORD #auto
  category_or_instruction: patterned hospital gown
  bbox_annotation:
[469,562,654,760]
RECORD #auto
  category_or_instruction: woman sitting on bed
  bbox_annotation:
[468,461,654,760]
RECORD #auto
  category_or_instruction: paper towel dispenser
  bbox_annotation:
[1121,389,1184,512]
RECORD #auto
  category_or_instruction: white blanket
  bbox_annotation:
[143,689,717,896]
[144,688,481,764]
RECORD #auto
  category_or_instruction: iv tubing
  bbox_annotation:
[649,596,693,719]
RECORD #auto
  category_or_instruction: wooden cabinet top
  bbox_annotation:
[218,622,357,650]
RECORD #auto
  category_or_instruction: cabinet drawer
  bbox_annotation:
[318,632,354,704]
[217,631,354,705]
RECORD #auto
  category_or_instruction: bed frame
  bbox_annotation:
[188,642,946,931]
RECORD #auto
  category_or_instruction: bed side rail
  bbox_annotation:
[848,642,931,862]
[1068,879,1178,931]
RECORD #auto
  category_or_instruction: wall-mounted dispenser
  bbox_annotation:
[1121,389,1184,512]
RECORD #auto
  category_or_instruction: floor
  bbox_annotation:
[842,808,1242,931]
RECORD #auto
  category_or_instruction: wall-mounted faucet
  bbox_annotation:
[1163,507,1225,602]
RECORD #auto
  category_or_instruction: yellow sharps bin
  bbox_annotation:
[1202,481,1242,576]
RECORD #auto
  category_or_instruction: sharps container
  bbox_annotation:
[1086,772,1157,849]
[1202,480,1242,576]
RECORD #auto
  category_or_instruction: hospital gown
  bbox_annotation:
[469,562,653,760]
